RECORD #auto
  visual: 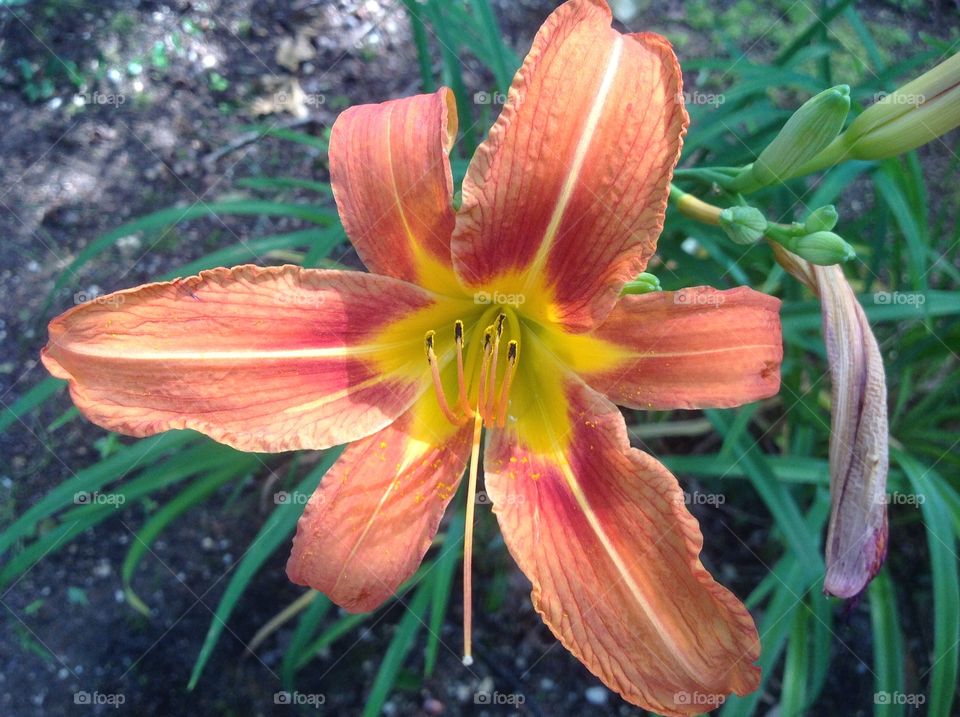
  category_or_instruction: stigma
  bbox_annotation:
[424,313,520,429]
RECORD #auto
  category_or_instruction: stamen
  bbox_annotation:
[425,331,460,425]
[476,327,494,422]
[485,314,506,421]
[454,320,470,414]
[495,340,520,427]
[462,409,483,667]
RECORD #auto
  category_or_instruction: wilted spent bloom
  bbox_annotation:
[771,244,889,599]
[720,206,767,245]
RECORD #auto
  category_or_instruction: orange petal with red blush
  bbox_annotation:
[484,376,760,716]
[41,266,443,452]
[452,0,687,330]
[330,87,462,295]
[581,287,782,409]
[287,392,472,612]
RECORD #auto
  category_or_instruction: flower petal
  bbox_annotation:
[41,266,452,452]
[579,287,782,409]
[452,0,687,330]
[287,392,471,612]
[330,87,462,295]
[484,376,760,715]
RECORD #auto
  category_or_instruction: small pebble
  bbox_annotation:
[423,697,444,715]
[585,686,609,705]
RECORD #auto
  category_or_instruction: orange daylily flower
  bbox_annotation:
[41,2,783,714]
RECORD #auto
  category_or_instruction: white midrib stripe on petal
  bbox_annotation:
[553,451,706,684]
[57,343,404,361]
[523,35,624,291]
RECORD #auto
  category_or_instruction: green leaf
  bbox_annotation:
[705,410,823,580]
[780,608,810,715]
[870,569,906,717]
[721,492,831,717]
[0,431,194,557]
[122,461,255,615]
[362,579,432,717]
[0,377,64,433]
[896,450,959,717]
[188,447,343,689]
[157,228,335,280]
[425,513,464,677]
[280,591,331,690]
[235,177,332,196]
[874,166,930,298]
[48,201,338,309]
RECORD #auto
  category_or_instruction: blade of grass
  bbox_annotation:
[870,569,906,717]
[235,177,332,196]
[401,0,436,92]
[280,591,331,690]
[0,377,64,433]
[362,579,433,717]
[46,200,338,313]
[896,450,959,717]
[0,431,195,556]
[425,511,464,677]
[705,410,823,579]
[122,460,257,615]
[187,447,343,689]
[780,607,810,715]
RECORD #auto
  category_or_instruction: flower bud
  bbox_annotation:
[784,231,855,265]
[719,206,767,245]
[844,52,960,159]
[750,85,850,185]
[621,272,661,295]
[803,205,839,233]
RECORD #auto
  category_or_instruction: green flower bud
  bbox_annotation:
[794,52,960,173]
[843,52,960,159]
[621,272,661,295]
[719,206,767,245]
[803,205,839,233]
[784,231,855,265]
[750,85,851,185]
